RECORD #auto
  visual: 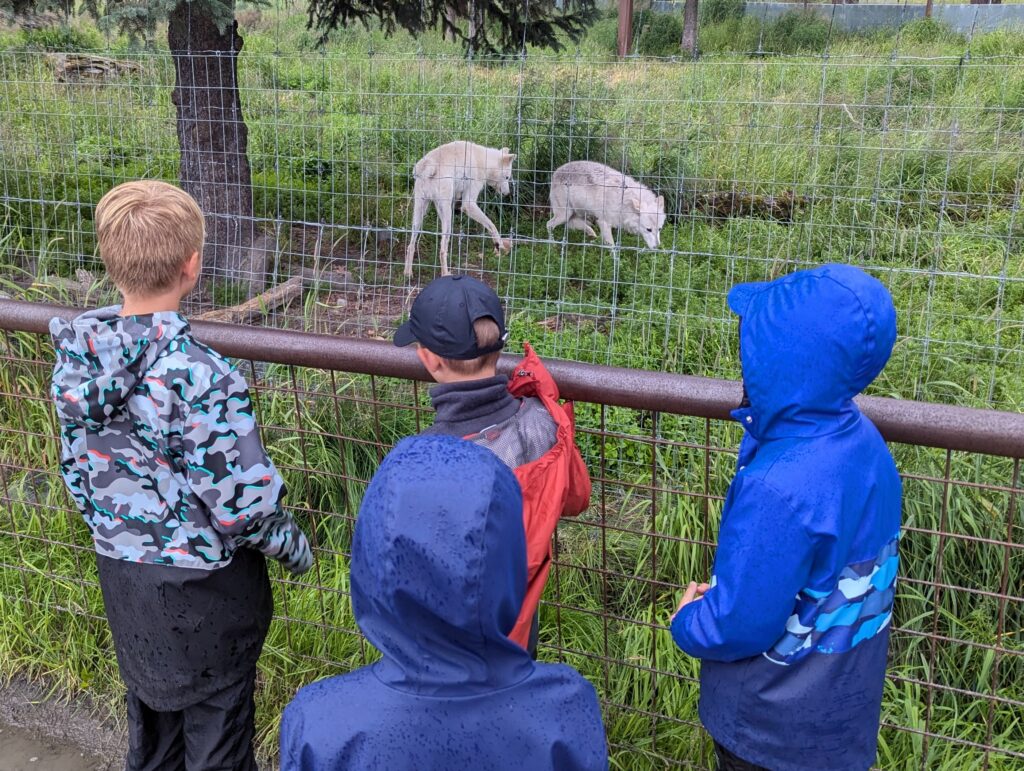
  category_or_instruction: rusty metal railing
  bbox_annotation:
[0,298,1021,770]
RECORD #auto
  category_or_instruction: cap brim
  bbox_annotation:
[727,281,768,317]
[393,320,417,347]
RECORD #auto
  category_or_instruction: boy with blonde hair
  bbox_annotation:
[50,180,312,771]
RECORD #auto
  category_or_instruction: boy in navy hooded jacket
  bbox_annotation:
[671,264,901,771]
[280,435,608,770]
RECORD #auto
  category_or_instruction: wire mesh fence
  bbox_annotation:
[1,302,1021,769]
[1,39,1022,409]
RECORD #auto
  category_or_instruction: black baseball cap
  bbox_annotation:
[393,275,508,360]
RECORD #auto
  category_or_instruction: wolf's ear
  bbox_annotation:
[629,194,641,212]
[500,147,515,161]
[657,195,665,210]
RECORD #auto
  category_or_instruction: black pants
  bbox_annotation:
[125,671,259,771]
[715,742,770,771]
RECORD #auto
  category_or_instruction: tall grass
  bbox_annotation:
[0,327,1020,768]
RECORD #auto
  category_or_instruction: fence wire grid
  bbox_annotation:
[0,306,1022,769]
[0,42,1022,409]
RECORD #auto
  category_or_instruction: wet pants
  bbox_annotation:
[125,670,258,771]
[714,742,770,771]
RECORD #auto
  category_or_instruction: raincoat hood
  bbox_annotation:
[351,434,533,696]
[50,306,188,429]
[728,264,896,440]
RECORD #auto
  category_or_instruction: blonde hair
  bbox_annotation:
[440,317,503,376]
[94,180,205,296]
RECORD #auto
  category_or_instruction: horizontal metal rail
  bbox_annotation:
[3,299,1023,458]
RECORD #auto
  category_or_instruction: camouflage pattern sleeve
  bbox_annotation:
[182,368,313,575]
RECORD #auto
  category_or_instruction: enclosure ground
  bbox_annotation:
[0,722,104,771]
[0,676,280,770]
[0,677,122,771]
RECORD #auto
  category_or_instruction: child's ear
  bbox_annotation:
[415,346,443,376]
[183,251,202,284]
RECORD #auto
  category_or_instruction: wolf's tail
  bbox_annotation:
[413,158,438,179]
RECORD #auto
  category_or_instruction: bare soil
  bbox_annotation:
[0,677,123,771]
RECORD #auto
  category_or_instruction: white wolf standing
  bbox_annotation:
[405,141,516,278]
[547,161,666,251]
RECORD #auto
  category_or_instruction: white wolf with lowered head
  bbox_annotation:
[547,161,666,251]
[405,141,516,278]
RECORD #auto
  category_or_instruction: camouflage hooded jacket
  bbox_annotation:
[49,307,312,573]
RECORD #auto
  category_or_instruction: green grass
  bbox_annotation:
[0,12,1023,770]
[1,327,1021,768]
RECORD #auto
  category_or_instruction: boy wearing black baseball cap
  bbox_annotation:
[394,275,591,658]
[394,275,518,435]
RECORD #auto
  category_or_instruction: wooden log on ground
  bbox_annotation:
[196,274,306,324]
[49,53,144,83]
[196,267,356,324]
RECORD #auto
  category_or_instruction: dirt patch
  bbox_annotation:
[0,722,107,771]
[0,677,123,771]
[314,282,414,338]
[0,677,277,769]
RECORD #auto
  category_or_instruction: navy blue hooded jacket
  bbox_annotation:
[671,265,902,771]
[280,435,608,771]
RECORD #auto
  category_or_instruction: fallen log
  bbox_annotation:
[49,53,144,83]
[195,267,355,324]
[196,274,306,324]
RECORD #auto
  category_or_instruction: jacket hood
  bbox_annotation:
[49,306,188,429]
[728,264,897,440]
[351,435,533,696]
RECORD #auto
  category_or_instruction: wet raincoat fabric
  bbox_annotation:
[426,343,591,649]
[472,343,591,648]
[279,435,608,771]
[49,307,311,710]
[49,307,311,572]
[670,264,902,771]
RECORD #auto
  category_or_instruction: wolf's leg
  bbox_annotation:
[436,199,454,276]
[545,211,569,234]
[546,194,570,236]
[566,216,598,239]
[404,191,428,278]
[462,194,509,254]
[597,219,616,249]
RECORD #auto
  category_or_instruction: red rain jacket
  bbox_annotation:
[492,342,591,648]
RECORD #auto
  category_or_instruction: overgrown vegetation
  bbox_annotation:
[0,327,1021,769]
[0,9,1022,770]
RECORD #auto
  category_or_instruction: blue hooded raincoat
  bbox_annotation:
[671,265,902,771]
[280,435,608,771]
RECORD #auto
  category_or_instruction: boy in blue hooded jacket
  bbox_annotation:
[280,435,608,771]
[671,264,902,771]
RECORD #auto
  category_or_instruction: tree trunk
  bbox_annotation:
[467,0,485,49]
[168,0,267,300]
[681,0,698,58]
[443,4,459,41]
[617,0,633,58]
